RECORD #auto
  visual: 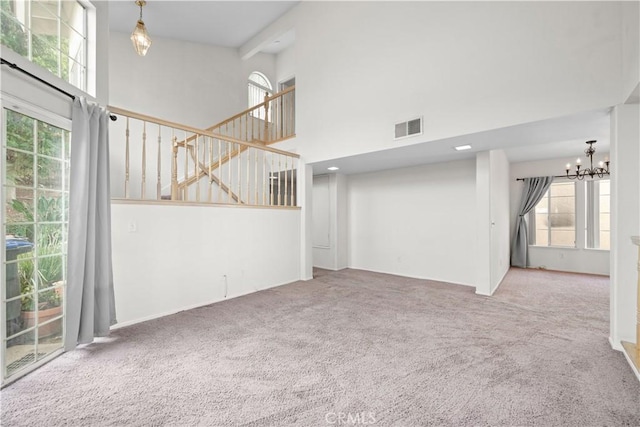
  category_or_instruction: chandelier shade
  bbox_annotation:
[131,1,152,56]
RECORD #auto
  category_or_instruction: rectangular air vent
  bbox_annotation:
[394,117,423,140]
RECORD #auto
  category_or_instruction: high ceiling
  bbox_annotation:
[108,2,612,176]
[108,1,299,50]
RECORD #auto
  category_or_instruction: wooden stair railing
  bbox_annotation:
[168,86,295,201]
[179,144,248,188]
[108,106,299,207]
[177,137,266,189]
[176,142,244,203]
[177,86,295,149]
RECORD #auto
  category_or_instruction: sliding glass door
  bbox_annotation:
[1,100,70,384]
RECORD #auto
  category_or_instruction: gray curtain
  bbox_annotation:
[510,176,554,268]
[65,97,116,350]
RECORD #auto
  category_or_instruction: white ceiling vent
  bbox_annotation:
[394,117,423,140]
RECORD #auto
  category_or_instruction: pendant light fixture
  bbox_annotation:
[131,0,152,56]
[564,140,610,180]
[516,140,610,182]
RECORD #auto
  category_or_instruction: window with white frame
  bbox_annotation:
[2,102,71,383]
[586,179,610,250]
[248,71,272,120]
[0,0,87,91]
[529,181,576,247]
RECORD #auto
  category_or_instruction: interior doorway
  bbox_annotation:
[279,77,295,91]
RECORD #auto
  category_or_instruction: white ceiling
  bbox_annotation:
[108,1,299,50]
[108,2,613,179]
[310,109,611,175]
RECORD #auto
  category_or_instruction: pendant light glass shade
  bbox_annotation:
[131,1,152,56]
[131,20,152,56]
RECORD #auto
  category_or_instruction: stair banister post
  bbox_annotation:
[171,136,179,200]
[264,91,270,142]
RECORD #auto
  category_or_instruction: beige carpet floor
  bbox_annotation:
[1,268,639,426]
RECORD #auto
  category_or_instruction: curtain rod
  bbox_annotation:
[516,175,569,181]
[1,57,117,121]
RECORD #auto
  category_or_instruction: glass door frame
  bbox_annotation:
[1,93,71,386]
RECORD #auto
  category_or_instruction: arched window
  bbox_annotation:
[248,72,272,119]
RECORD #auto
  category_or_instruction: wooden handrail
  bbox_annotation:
[109,93,297,207]
[172,85,295,152]
[108,105,299,158]
[206,105,265,132]
[266,84,296,99]
[205,85,296,133]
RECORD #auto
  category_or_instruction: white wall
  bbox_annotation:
[312,173,348,270]
[336,173,348,270]
[276,45,295,86]
[490,151,510,290]
[610,104,640,348]
[246,2,623,164]
[312,175,331,268]
[509,158,610,276]
[348,160,476,286]
[108,32,276,128]
[298,163,313,281]
[91,0,109,104]
[476,150,510,295]
[110,203,301,326]
[621,1,639,102]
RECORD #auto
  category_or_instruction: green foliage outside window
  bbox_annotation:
[1,0,72,84]
[4,108,68,312]
[12,197,64,311]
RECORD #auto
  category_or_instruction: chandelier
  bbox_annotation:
[565,140,610,180]
[131,1,152,56]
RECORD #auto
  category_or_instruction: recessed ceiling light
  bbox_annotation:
[454,145,472,151]
[327,166,339,171]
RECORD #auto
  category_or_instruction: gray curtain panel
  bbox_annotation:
[65,98,116,350]
[510,176,554,268]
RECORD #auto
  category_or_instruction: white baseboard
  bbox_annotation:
[608,337,640,382]
[491,268,510,295]
[609,336,624,351]
[475,268,509,297]
[621,344,640,382]
[347,266,474,288]
[111,279,295,330]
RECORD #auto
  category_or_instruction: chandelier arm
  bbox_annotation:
[557,140,610,181]
[518,141,610,181]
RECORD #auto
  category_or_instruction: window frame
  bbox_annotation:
[1,93,71,386]
[1,0,92,94]
[586,178,610,250]
[248,71,273,120]
[528,180,577,248]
